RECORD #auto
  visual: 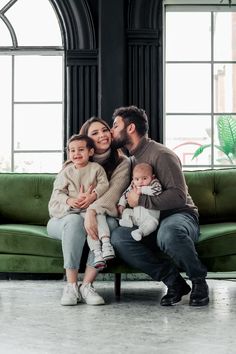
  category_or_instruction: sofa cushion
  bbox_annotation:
[185,169,236,224]
[197,222,236,258]
[0,173,55,225]
[0,224,62,258]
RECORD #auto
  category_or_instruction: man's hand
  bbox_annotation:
[127,189,139,207]
[117,205,125,216]
[84,209,99,240]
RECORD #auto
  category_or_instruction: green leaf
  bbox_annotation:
[217,115,236,157]
[191,144,211,160]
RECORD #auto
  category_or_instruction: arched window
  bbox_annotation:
[0,0,64,172]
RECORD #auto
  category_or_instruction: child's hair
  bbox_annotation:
[133,163,153,177]
[67,134,95,152]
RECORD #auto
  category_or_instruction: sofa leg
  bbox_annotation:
[114,273,121,298]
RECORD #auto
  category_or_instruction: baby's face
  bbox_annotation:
[133,170,153,187]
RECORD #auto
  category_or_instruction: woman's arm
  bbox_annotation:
[88,156,131,216]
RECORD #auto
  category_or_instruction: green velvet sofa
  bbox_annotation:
[0,169,236,295]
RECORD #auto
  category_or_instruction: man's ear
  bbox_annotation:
[127,123,136,134]
[89,148,94,156]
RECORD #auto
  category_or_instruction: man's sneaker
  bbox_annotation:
[189,279,209,306]
[93,250,106,269]
[79,283,105,305]
[60,282,81,306]
[160,276,191,306]
[102,242,115,260]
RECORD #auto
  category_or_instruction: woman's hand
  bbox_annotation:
[127,189,139,208]
[84,209,99,240]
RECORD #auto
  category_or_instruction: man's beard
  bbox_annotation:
[112,129,130,149]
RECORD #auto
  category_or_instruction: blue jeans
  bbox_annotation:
[47,214,118,269]
[111,212,207,286]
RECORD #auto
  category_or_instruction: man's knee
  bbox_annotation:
[111,227,123,247]
[158,221,189,251]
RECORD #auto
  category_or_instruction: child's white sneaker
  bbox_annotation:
[102,242,115,260]
[131,229,143,241]
[60,283,81,306]
[93,250,106,269]
[79,283,105,305]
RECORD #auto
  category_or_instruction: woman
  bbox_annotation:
[47,117,130,306]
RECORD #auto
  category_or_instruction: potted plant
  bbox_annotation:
[192,115,236,164]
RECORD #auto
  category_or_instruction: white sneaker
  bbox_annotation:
[93,250,106,269]
[102,242,115,260]
[60,283,81,306]
[79,283,105,305]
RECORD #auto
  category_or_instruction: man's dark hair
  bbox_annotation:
[112,105,149,137]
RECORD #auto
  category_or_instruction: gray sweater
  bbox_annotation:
[130,137,198,220]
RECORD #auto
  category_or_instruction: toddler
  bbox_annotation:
[48,134,115,269]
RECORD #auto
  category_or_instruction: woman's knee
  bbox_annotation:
[63,214,86,242]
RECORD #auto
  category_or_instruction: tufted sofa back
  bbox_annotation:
[0,169,236,226]
[184,169,236,224]
[0,173,55,225]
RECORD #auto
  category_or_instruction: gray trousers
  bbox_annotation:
[47,214,118,269]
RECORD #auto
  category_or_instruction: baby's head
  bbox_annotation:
[132,163,154,187]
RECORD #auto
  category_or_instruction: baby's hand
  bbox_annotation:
[133,185,141,195]
[66,197,80,208]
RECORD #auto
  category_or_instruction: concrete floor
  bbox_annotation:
[0,278,235,354]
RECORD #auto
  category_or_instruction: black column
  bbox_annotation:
[98,0,126,123]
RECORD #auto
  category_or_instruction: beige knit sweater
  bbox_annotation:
[88,155,131,217]
[48,162,109,218]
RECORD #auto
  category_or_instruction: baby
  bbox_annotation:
[118,162,162,241]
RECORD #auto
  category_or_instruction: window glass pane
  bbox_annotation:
[214,64,236,113]
[15,56,62,101]
[0,56,12,172]
[166,64,211,113]
[214,115,236,166]
[166,12,211,61]
[14,152,63,173]
[6,0,62,46]
[214,12,236,61]
[14,104,63,150]
[166,115,212,166]
[0,18,12,46]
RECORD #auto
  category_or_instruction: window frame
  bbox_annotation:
[163,0,236,169]
[0,0,65,173]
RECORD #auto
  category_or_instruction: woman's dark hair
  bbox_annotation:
[112,105,149,137]
[80,116,122,180]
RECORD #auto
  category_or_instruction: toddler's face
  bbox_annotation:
[68,140,94,168]
[133,170,153,187]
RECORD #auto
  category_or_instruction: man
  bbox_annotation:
[111,105,209,306]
